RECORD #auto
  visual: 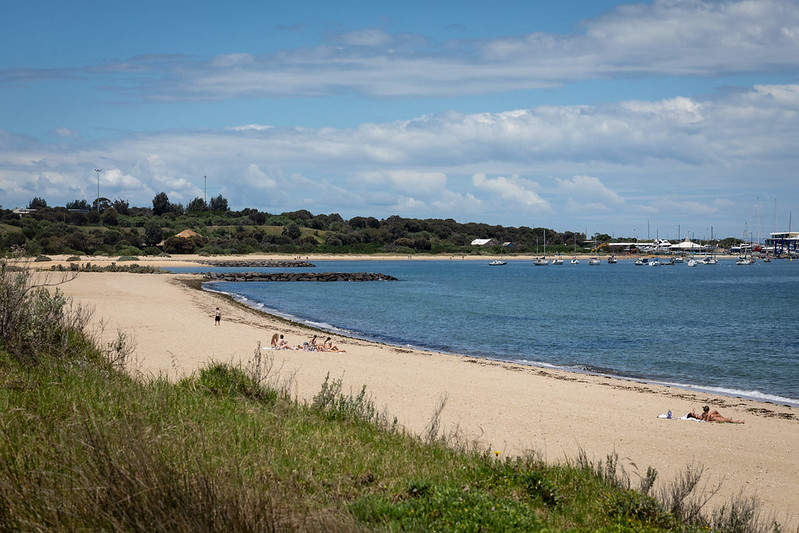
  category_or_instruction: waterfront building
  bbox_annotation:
[765,232,799,255]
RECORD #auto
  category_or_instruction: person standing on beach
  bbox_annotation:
[214,307,221,326]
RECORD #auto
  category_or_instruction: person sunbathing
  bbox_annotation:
[270,333,279,348]
[277,334,290,349]
[323,337,345,352]
[688,405,744,423]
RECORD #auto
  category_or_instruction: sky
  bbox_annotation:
[2,0,799,239]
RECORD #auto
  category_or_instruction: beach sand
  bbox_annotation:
[57,270,798,526]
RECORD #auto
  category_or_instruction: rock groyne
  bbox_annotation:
[197,259,315,268]
[202,272,397,282]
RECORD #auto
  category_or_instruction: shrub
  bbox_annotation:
[34,255,52,262]
[66,255,81,261]
[117,256,139,262]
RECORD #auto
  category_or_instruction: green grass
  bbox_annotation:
[0,346,735,532]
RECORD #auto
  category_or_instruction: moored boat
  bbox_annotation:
[488,260,507,266]
[588,257,601,265]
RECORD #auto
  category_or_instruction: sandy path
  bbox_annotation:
[59,272,798,526]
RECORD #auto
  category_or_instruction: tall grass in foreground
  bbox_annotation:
[0,261,788,532]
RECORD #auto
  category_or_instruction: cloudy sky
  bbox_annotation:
[2,0,798,239]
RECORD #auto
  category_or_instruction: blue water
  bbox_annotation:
[169,260,799,406]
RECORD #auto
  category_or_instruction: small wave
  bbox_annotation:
[656,381,799,407]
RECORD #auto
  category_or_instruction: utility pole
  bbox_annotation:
[204,175,207,206]
[94,168,103,212]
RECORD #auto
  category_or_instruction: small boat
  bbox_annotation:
[648,258,660,266]
[588,257,601,265]
[701,255,718,265]
[762,256,771,263]
[634,258,647,266]
[570,257,580,264]
[551,258,564,265]
[488,260,507,266]
[533,257,549,266]
[687,258,697,267]
[607,255,617,264]
[661,258,675,265]
[735,256,753,265]
[673,256,684,263]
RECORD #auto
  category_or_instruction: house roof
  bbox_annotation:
[174,229,201,239]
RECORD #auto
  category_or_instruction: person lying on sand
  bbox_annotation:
[687,405,744,424]
[323,337,345,353]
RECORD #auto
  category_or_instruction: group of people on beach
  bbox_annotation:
[270,333,345,353]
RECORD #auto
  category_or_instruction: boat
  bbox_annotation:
[607,255,617,264]
[762,256,771,263]
[701,256,718,265]
[735,256,753,265]
[673,256,684,263]
[570,257,580,264]
[533,257,549,266]
[661,258,675,265]
[687,258,697,267]
[648,258,660,266]
[488,260,506,266]
[551,258,564,265]
[634,258,647,266]
[588,257,601,265]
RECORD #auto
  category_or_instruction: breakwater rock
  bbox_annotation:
[202,272,397,282]
[197,259,315,268]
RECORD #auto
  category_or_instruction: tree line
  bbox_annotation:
[0,193,738,257]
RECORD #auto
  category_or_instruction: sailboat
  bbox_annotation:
[534,230,549,265]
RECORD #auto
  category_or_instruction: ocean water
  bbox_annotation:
[169,259,799,406]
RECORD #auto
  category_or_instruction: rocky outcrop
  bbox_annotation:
[197,260,315,268]
[202,272,397,282]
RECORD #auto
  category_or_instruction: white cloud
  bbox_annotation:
[556,175,624,205]
[337,29,392,47]
[227,124,273,132]
[52,127,77,138]
[1,84,798,233]
[473,173,551,211]
[7,1,799,99]
[243,163,277,189]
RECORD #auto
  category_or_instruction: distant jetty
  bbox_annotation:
[202,272,397,282]
[197,259,315,268]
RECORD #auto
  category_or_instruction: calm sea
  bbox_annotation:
[169,259,799,406]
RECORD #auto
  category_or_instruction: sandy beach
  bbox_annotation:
[54,267,798,526]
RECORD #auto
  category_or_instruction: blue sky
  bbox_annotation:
[2,0,799,239]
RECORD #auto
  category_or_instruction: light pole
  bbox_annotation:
[94,168,103,212]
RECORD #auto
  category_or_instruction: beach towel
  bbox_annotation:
[657,413,704,422]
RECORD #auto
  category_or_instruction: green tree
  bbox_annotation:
[66,199,90,210]
[28,197,47,209]
[112,198,130,215]
[209,194,228,212]
[187,197,207,212]
[152,192,171,216]
[282,224,301,240]
[101,207,119,226]
[143,221,164,247]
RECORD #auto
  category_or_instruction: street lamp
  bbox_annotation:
[94,168,103,212]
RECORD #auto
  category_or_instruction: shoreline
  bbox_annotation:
[205,278,799,411]
[56,271,799,526]
[23,251,759,270]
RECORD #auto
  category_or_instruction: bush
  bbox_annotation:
[66,255,81,261]
[34,255,52,262]
[117,256,139,262]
